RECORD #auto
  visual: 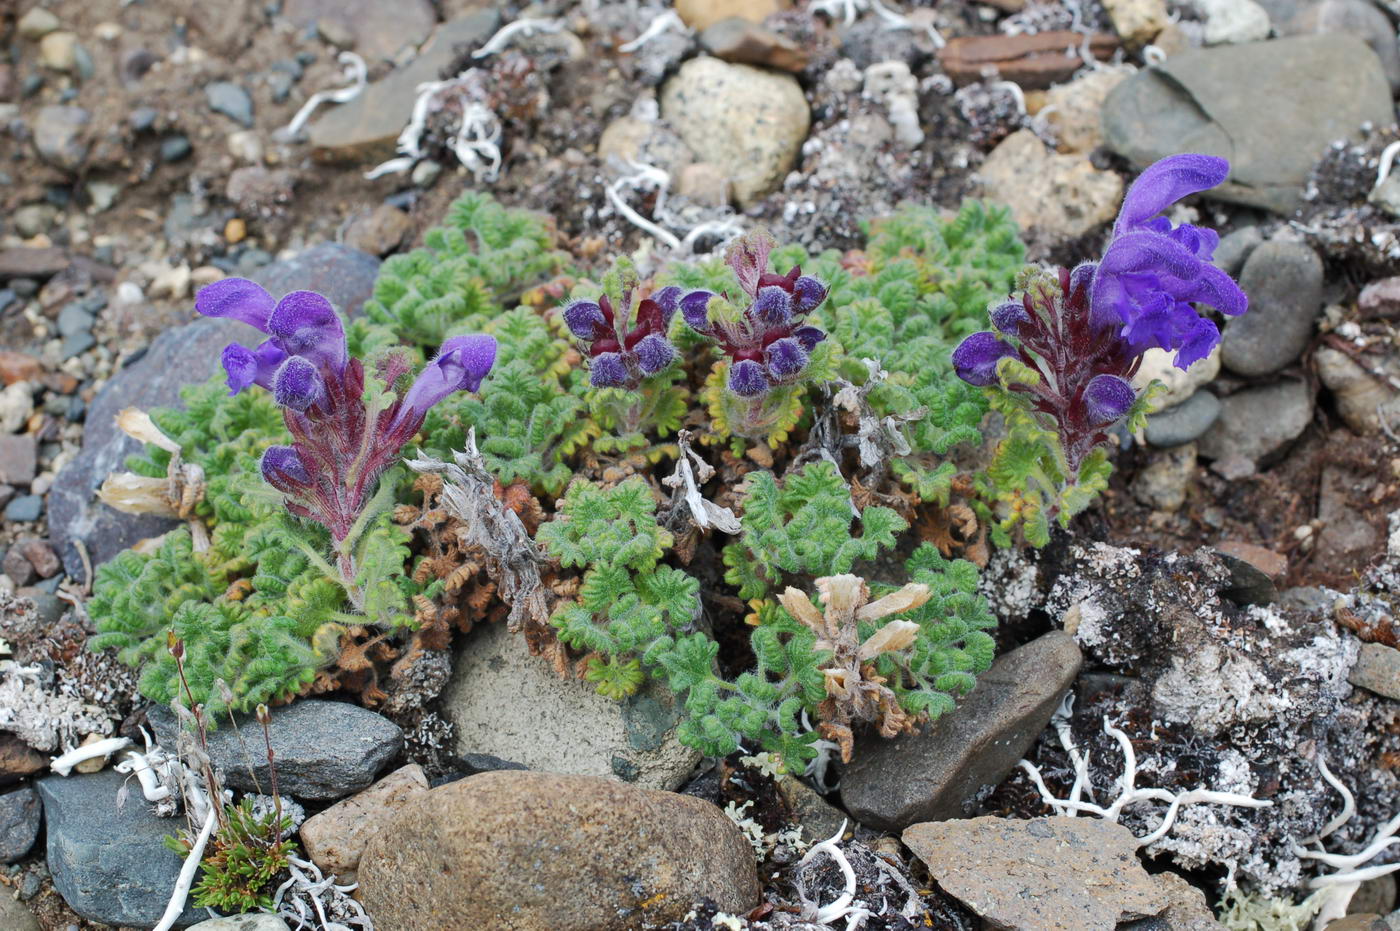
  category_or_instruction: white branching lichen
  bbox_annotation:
[1018,697,1272,850]
[278,51,368,140]
[0,660,114,752]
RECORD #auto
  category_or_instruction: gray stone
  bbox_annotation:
[1281,0,1400,90]
[0,785,40,862]
[310,12,501,161]
[0,893,40,931]
[1222,240,1323,376]
[49,244,379,581]
[442,620,701,791]
[17,7,60,40]
[1102,35,1394,213]
[1351,644,1400,700]
[1351,874,1398,918]
[60,329,95,359]
[32,105,90,171]
[1132,442,1197,512]
[4,495,42,522]
[1197,380,1313,461]
[284,0,436,61]
[903,816,1173,930]
[838,631,1082,831]
[1145,391,1221,447]
[0,434,37,486]
[205,81,253,128]
[38,769,204,927]
[160,135,192,162]
[56,301,95,338]
[775,774,849,845]
[660,56,811,207]
[1214,226,1263,275]
[189,915,292,930]
[148,699,401,801]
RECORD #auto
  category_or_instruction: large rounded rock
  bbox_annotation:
[1102,35,1393,213]
[1221,240,1323,376]
[977,130,1123,246]
[660,56,809,207]
[1144,390,1221,447]
[49,244,380,581]
[838,631,1082,831]
[358,770,762,930]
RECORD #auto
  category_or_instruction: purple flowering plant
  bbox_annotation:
[196,277,496,600]
[951,154,1247,545]
[672,230,831,444]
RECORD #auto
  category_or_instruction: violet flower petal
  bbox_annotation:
[563,300,607,340]
[651,286,682,326]
[728,359,769,397]
[1084,374,1137,425]
[1113,154,1230,237]
[273,356,326,412]
[990,300,1030,336]
[753,286,792,326]
[951,331,1015,387]
[195,278,277,332]
[1172,312,1222,370]
[221,339,287,395]
[267,290,348,374]
[793,325,826,352]
[261,445,310,493]
[792,276,827,315]
[590,352,629,388]
[765,337,808,379]
[680,290,714,331]
[634,333,677,375]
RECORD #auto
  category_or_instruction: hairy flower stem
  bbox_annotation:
[169,636,227,833]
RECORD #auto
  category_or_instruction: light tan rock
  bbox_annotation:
[299,763,429,880]
[1103,0,1169,45]
[17,7,60,40]
[1315,345,1400,436]
[660,56,810,207]
[903,816,1173,930]
[1135,344,1222,409]
[978,130,1123,244]
[38,31,78,72]
[358,771,762,930]
[674,0,785,31]
[1042,68,1131,153]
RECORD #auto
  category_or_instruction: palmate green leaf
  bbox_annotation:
[538,477,671,571]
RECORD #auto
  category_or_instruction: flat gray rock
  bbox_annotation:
[1145,391,1221,447]
[1102,35,1393,214]
[1196,380,1313,462]
[49,244,380,581]
[38,770,203,927]
[148,699,401,801]
[838,631,1082,831]
[1221,240,1323,376]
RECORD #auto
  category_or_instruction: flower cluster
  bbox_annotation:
[563,285,679,390]
[952,154,1248,469]
[197,278,496,573]
[677,230,828,398]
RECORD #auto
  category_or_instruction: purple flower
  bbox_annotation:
[793,326,826,352]
[951,331,1015,387]
[1083,374,1135,425]
[273,356,325,412]
[680,290,714,331]
[221,340,287,395]
[765,337,808,380]
[634,333,676,375]
[754,286,792,326]
[563,300,607,340]
[990,301,1030,336]
[1090,154,1248,369]
[729,360,769,397]
[651,286,682,325]
[590,352,628,388]
[261,445,310,493]
[395,334,497,426]
[195,277,276,330]
[793,276,827,315]
[267,290,348,375]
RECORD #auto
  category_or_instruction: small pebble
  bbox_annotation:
[128,106,158,132]
[4,495,43,522]
[159,135,191,162]
[224,217,247,244]
[205,81,254,128]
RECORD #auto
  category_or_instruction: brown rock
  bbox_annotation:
[343,205,412,257]
[0,247,68,280]
[1325,916,1390,931]
[1149,871,1226,930]
[940,31,1119,90]
[1359,276,1400,318]
[0,435,37,486]
[674,0,785,31]
[775,774,848,845]
[300,763,429,879]
[310,12,501,162]
[3,548,36,586]
[0,736,46,788]
[978,130,1123,243]
[1041,68,1130,153]
[677,162,732,207]
[358,771,761,930]
[903,816,1172,930]
[1213,541,1287,579]
[1315,345,1400,436]
[14,539,60,579]
[0,352,43,386]
[700,17,810,72]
